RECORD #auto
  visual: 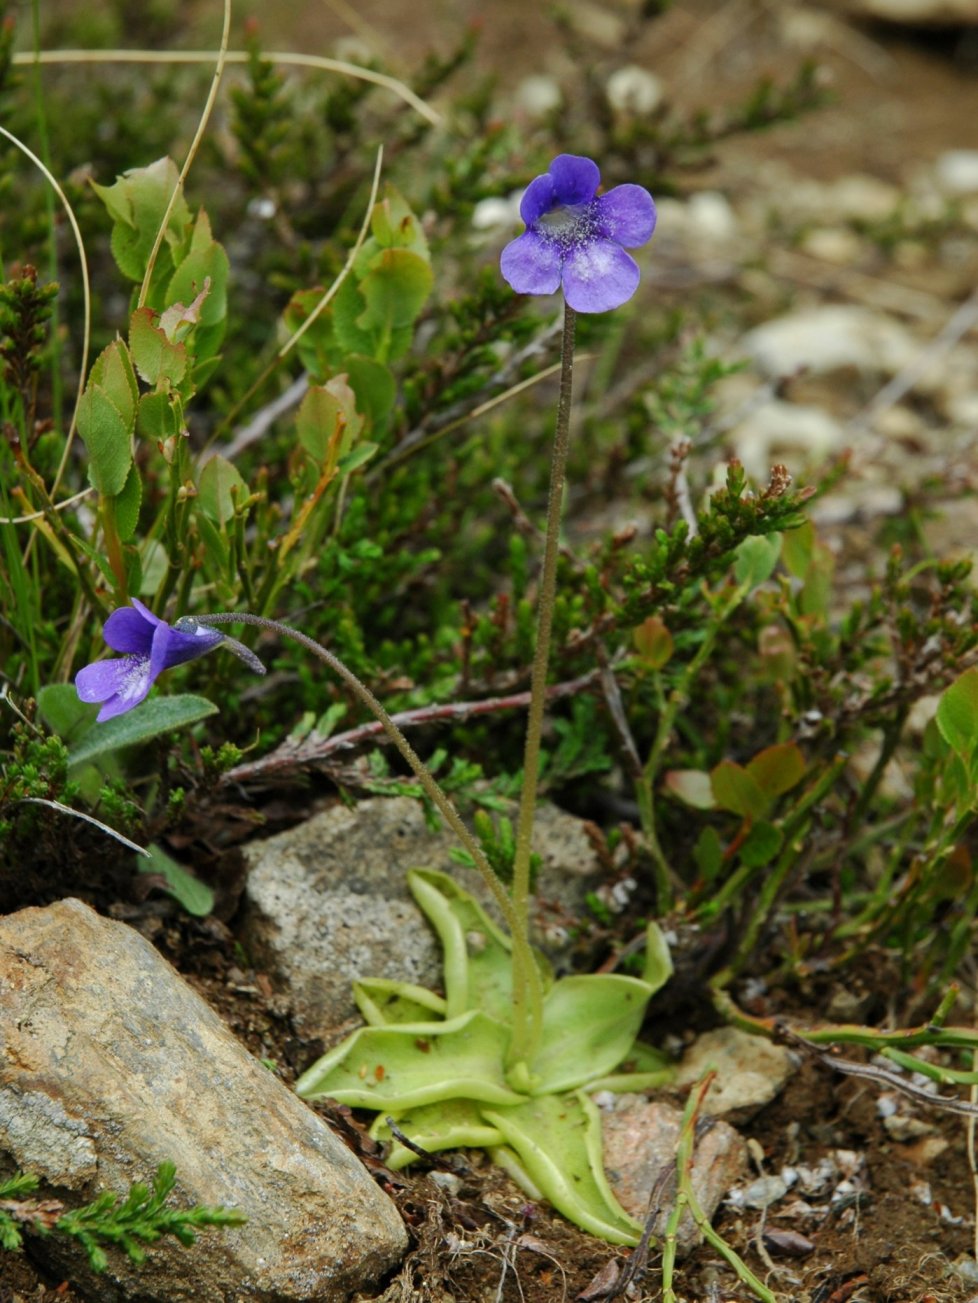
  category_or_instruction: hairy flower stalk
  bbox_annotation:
[192,613,530,956]
[501,154,656,1073]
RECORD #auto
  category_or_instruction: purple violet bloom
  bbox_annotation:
[500,154,656,314]
[75,599,226,722]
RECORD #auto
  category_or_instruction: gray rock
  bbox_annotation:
[241,797,609,1038]
[844,0,977,24]
[0,898,406,1302]
[744,305,916,379]
[674,1027,796,1118]
[599,1094,747,1254]
[729,398,846,478]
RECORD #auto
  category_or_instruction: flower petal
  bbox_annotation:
[75,656,154,721]
[102,604,157,655]
[157,619,225,670]
[595,184,657,248]
[500,232,562,297]
[520,173,557,225]
[548,155,600,206]
[561,240,641,313]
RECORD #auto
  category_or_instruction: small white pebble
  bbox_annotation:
[515,75,562,117]
[606,65,663,116]
[247,197,277,220]
[936,150,978,195]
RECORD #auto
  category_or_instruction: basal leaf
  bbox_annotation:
[354,978,448,1026]
[485,1093,641,1245]
[294,1011,523,1110]
[530,974,654,1094]
[372,1099,504,1168]
[409,869,516,1023]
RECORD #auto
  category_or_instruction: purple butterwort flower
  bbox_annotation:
[75,599,226,722]
[500,154,656,314]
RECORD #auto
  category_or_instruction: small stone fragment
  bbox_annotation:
[762,1227,815,1257]
[674,1027,796,1118]
[600,1094,747,1255]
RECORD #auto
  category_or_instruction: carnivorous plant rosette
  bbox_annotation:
[500,153,656,313]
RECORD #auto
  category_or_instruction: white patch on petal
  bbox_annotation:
[117,656,152,703]
[564,241,618,285]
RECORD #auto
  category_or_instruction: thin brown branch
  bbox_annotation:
[221,667,602,787]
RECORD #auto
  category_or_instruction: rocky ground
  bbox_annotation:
[4,0,978,1300]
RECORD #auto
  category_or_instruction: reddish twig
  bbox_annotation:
[221,667,602,786]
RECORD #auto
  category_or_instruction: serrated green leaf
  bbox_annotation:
[357,248,433,337]
[633,615,673,669]
[90,339,138,427]
[166,232,229,330]
[112,463,142,541]
[344,354,397,430]
[710,759,768,819]
[781,517,815,579]
[331,275,374,356]
[733,533,782,590]
[739,820,783,868]
[746,742,806,799]
[370,186,430,258]
[129,306,188,387]
[197,455,246,525]
[67,694,218,769]
[137,391,182,442]
[693,825,725,881]
[76,383,132,495]
[337,441,379,475]
[92,157,191,283]
[296,378,362,466]
[194,510,229,572]
[936,666,978,762]
[140,842,214,916]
